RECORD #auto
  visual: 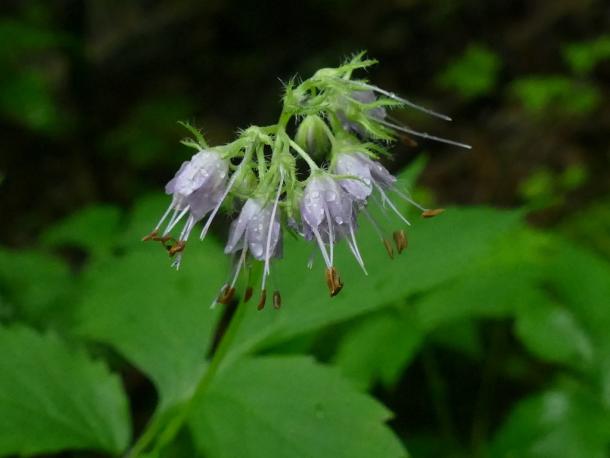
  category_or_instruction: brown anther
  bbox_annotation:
[331,268,343,297]
[400,134,418,148]
[325,267,334,294]
[272,291,282,309]
[168,240,186,256]
[422,208,445,218]
[142,230,159,242]
[257,289,267,311]
[217,286,235,305]
[393,230,408,254]
[383,239,394,259]
[244,286,253,303]
[325,267,344,297]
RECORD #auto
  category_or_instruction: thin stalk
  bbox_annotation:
[126,300,249,457]
[288,138,319,171]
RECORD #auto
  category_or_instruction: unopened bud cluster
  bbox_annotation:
[143,53,469,309]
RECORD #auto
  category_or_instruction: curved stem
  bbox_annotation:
[288,139,319,171]
[127,300,249,457]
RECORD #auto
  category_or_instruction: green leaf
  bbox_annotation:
[333,309,423,389]
[0,325,131,456]
[189,356,407,458]
[41,204,123,256]
[227,207,523,361]
[515,300,594,368]
[490,383,610,458]
[0,248,73,327]
[76,238,227,410]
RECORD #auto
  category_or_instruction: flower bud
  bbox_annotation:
[294,115,331,159]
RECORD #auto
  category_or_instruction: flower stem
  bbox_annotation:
[127,300,249,457]
[288,139,319,171]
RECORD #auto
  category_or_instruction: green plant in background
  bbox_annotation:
[437,43,501,99]
[509,76,600,116]
[509,34,610,117]
[1,42,610,458]
[0,16,72,133]
[563,35,610,76]
[519,164,588,210]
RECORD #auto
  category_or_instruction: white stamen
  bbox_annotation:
[155,203,174,231]
[377,118,472,149]
[231,240,248,289]
[200,166,242,240]
[323,203,335,265]
[348,223,367,275]
[374,183,411,226]
[312,227,332,268]
[164,205,190,235]
[178,215,196,241]
[350,80,453,121]
[391,186,427,212]
[263,171,284,282]
[362,208,385,240]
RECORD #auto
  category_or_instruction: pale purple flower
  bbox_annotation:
[144,149,230,267]
[333,151,443,261]
[218,171,285,308]
[300,175,367,290]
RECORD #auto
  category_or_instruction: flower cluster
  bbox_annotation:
[143,53,469,309]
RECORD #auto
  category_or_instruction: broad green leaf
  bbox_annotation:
[490,383,610,458]
[333,309,423,389]
[0,326,131,456]
[189,356,407,458]
[543,240,610,405]
[515,301,593,368]
[0,248,73,327]
[76,239,227,409]
[41,205,122,256]
[227,207,522,361]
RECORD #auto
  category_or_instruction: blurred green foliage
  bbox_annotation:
[1,164,610,457]
[510,77,600,116]
[563,35,610,76]
[437,44,501,99]
[2,1,610,457]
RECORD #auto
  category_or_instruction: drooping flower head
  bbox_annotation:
[143,148,229,267]
[144,53,469,306]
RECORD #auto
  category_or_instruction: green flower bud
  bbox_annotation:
[294,115,331,159]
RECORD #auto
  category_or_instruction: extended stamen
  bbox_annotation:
[383,239,394,259]
[142,230,159,242]
[200,163,244,240]
[164,205,190,235]
[377,118,471,149]
[393,230,407,254]
[325,266,344,297]
[168,240,186,256]
[244,286,253,303]
[263,171,284,288]
[348,80,453,121]
[331,267,343,297]
[272,291,282,309]
[257,289,267,311]
[374,183,411,226]
[218,286,235,305]
[422,208,445,218]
